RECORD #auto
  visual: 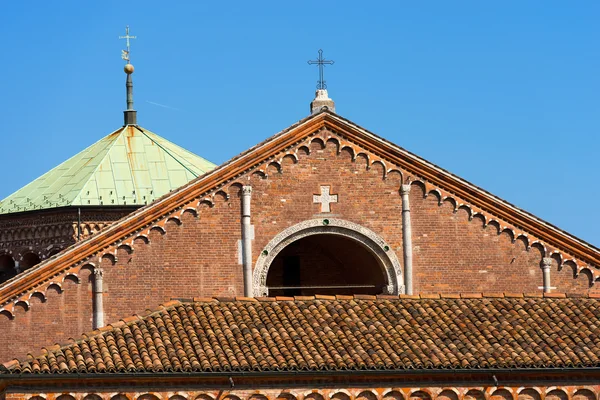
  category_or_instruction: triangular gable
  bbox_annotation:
[0,110,598,308]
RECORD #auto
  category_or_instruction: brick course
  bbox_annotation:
[3,386,600,400]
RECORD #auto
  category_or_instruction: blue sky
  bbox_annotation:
[0,1,598,245]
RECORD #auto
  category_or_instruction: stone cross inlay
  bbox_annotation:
[313,186,338,213]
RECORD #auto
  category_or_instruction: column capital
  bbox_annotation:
[242,185,253,195]
[400,184,411,195]
[541,257,553,269]
[93,268,104,277]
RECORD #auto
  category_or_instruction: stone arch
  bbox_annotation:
[356,391,378,400]
[304,394,325,400]
[573,389,596,400]
[253,218,403,296]
[410,391,431,400]
[83,395,103,400]
[56,396,76,400]
[464,390,485,400]
[277,393,299,400]
[545,390,567,400]
[491,389,513,400]
[383,391,404,400]
[331,392,351,400]
[138,395,160,400]
[437,390,459,400]
[518,389,540,400]
[249,395,269,400]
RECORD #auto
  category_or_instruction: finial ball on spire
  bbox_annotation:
[124,64,135,74]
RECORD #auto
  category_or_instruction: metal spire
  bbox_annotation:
[120,26,137,125]
[308,49,334,90]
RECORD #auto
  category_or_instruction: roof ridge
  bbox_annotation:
[137,126,215,171]
[135,126,200,178]
[175,293,600,303]
[70,126,129,205]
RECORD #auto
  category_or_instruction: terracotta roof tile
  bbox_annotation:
[3,296,600,374]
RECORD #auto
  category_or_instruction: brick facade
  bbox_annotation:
[2,386,600,400]
[0,116,597,363]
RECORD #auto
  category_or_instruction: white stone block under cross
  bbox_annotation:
[313,185,338,213]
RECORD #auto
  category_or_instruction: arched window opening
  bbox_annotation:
[21,252,41,270]
[266,234,385,296]
[47,247,62,258]
[0,254,16,282]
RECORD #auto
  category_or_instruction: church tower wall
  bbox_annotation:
[0,207,136,283]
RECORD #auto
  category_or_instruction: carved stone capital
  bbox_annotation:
[541,257,553,269]
[242,185,253,195]
[93,268,104,278]
[400,184,411,195]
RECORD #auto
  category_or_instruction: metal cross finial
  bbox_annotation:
[119,25,137,63]
[308,49,334,90]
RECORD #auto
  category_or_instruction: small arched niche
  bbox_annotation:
[0,254,16,282]
[21,252,41,270]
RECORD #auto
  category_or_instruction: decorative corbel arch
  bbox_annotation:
[252,218,404,296]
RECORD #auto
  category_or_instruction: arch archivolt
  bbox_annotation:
[252,218,404,296]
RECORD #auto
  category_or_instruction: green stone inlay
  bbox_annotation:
[0,126,216,214]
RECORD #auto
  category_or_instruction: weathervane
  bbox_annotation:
[308,49,334,90]
[119,25,136,64]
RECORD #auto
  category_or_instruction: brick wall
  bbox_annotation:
[0,133,596,362]
[0,207,136,282]
[3,385,599,400]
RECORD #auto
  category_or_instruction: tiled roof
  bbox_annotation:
[0,125,215,214]
[3,294,600,374]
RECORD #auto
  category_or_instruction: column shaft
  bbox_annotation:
[241,186,253,297]
[92,268,104,329]
[401,184,413,295]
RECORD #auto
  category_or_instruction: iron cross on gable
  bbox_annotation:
[308,49,334,90]
[313,186,338,213]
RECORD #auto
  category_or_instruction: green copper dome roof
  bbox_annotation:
[0,125,216,214]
